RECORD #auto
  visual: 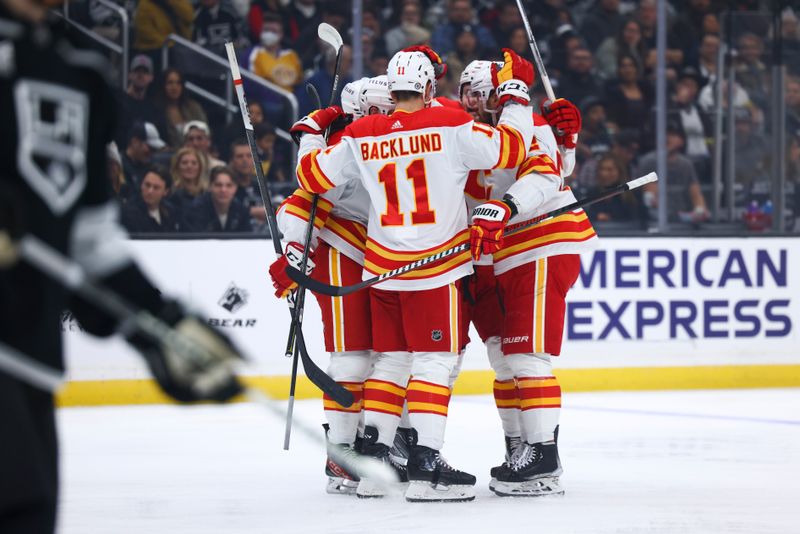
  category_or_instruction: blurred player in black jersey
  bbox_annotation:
[0,1,246,532]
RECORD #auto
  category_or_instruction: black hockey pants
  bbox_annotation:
[0,372,58,534]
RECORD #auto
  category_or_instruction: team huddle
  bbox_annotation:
[268,44,597,502]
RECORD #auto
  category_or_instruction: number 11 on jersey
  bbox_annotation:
[378,158,436,226]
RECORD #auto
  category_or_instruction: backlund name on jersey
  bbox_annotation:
[359,132,442,161]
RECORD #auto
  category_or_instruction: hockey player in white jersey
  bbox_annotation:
[269,76,396,495]
[463,60,596,496]
[294,47,535,502]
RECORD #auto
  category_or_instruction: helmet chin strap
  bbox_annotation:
[423,81,434,106]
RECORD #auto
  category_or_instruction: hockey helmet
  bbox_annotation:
[341,77,369,118]
[360,75,395,115]
[387,50,436,95]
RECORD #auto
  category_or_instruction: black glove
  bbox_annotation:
[128,301,244,403]
[0,182,25,268]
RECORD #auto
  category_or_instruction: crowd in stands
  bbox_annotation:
[66,0,800,234]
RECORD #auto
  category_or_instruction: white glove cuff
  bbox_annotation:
[496,79,530,104]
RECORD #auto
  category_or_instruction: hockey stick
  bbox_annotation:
[224,43,352,410]
[281,22,345,449]
[306,83,322,110]
[0,339,64,393]
[514,0,556,102]
[287,173,658,297]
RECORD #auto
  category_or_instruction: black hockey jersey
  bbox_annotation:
[0,11,163,371]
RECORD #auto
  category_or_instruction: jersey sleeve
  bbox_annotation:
[505,136,563,213]
[457,103,534,172]
[295,137,359,194]
[275,188,333,249]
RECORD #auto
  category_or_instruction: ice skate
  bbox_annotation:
[492,441,564,497]
[355,426,408,499]
[488,435,522,492]
[405,438,476,502]
[323,424,361,495]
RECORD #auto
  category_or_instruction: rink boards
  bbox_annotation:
[58,237,800,406]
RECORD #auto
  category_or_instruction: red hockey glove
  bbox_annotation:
[268,242,316,298]
[290,106,345,145]
[491,48,534,107]
[541,98,581,148]
[469,200,512,261]
[402,45,447,79]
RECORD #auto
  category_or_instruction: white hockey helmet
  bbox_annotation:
[463,60,502,103]
[360,75,395,115]
[341,77,369,118]
[387,50,436,95]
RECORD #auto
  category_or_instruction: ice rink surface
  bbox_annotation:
[57,389,800,534]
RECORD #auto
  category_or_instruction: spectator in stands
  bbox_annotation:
[117,55,159,148]
[193,0,247,58]
[254,123,288,184]
[637,123,709,223]
[604,53,654,146]
[169,147,208,216]
[579,0,624,52]
[734,106,770,190]
[558,46,603,109]
[637,0,683,73]
[122,122,166,190]
[672,67,712,180]
[132,0,193,57]
[547,25,583,77]
[735,33,769,110]
[698,78,752,114]
[293,3,349,70]
[783,77,800,137]
[247,0,285,43]
[577,128,641,191]
[672,0,715,65]
[489,0,523,50]
[576,97,613,163]
[298,44,353,116]
[121,166,181,233]
[431,0,496,57]
[185,166,253,232]
[585,154,646,225]
[366,50,392,78]
[247,12,303,91]
[183,121,225,176]
[445,25,483,82]
[385,0,426,55]
[283,0,322,45]
[154,68,209,149]
[777,8,800,76]
[229,139,267,227]
[694,33,720,85]
[507,27,534,63]
[222,100,265,161]
[594,19,648,81]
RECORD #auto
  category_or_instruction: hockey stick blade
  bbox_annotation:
[296,330,354,407]
[318,22,343,52]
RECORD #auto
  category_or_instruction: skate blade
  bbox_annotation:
[404,481,475,502]
[491,476,564,497]
[326,476,358,495]
[356,478,407,499]
[488,477,498,492]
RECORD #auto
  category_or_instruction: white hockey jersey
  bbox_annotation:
[296,103,534,290]
[465,111,598,275]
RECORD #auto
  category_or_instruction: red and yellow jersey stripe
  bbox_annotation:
[319,213,367,264]
[406,379,451,416]
[363,379,406,417]
[494,125,527,170]
[323,382,363,413]
[363,229,471,281]
[277,188,333,230]
[495,210,596,264]
[296,148,336,193]
[517,376,562,411]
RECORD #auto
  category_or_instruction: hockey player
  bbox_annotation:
[0,2,244,532]
[464,59,596,496]
[294,47,535,502]
[269,75,396,495]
